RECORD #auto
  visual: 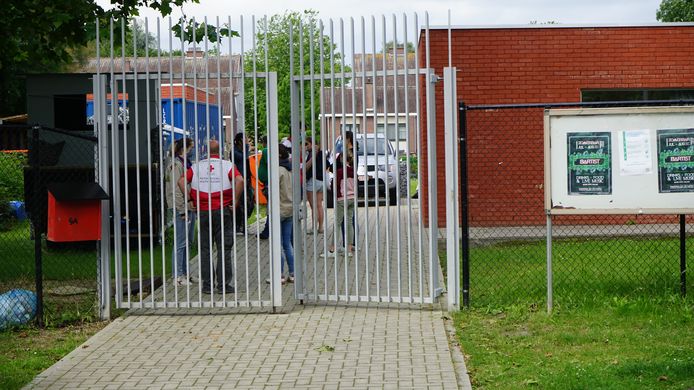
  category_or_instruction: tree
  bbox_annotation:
[656,0,694,21]
[242,10,349,139]
[0,0,231,117]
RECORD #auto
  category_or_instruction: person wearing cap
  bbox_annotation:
[178,140,244,294]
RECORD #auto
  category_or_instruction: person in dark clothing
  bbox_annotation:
[328,131,357,248]
[232,133,253,235]
[304,136,327,234]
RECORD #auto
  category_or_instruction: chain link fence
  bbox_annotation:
[462,103,694,308]
[0,125,99,328]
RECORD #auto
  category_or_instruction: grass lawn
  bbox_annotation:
[456,297,694,389]
[0,322,107,390]
[445,237,694,389]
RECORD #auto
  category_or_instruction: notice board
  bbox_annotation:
[545,106,694,214]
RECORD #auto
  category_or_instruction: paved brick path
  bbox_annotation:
[25,300,470,389]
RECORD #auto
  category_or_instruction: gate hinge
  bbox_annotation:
[430,74,441,83]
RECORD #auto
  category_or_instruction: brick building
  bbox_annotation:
[418,23,694,227]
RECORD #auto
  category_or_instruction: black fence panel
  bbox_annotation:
[460,102,694,308]
[0,125,99,329]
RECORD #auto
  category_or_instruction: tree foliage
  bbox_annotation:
[242,10,349,139]
[0,0,232,117]
[383,41,415,54]
[657,0,694,21]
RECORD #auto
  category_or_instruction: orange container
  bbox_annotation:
[47,183,109,242]
[247,152,267,205]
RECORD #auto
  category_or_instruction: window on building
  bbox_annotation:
[341,123,359,132]
[377,123,409,153]
[582,89,694,102]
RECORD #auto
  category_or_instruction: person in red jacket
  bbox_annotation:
[178,140,244,294]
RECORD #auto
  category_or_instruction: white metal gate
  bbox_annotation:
[92,17,283,311]
[287,14,451,306]
[92,13,460,315]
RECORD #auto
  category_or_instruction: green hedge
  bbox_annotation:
[0,152,27,230]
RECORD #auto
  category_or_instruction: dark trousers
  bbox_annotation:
[341,211,356,247]
[199,208,234,289]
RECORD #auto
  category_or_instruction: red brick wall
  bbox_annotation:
[419,25,694,227]
[161,85,217,105]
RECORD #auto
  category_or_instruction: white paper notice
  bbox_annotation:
[619,130,653,176]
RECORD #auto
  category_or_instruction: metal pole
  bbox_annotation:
[459,102,470,308]
[680,214,687,297]
[32,125,44,327]
[546,213,553,314]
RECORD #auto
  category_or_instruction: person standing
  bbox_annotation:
[304,136,326,234]
[277,144,295,283]
[165,138,196,286]
[232,133,254,236]
[179,140,244,294]
[325,147,356,256]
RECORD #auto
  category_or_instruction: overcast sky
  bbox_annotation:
[97,0,665,56]
[117,0,663,25]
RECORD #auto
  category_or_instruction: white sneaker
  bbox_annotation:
[320,251,336,258]
[176,276,190,286]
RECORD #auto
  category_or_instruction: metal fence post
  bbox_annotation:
[459,102,470,309]
[443,67,459,311]
[680,214,687,297]
[31,124,44,328]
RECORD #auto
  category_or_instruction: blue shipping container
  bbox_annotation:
[161,99,221,159]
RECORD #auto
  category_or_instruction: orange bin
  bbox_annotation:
[47,183,109,242]
[247,152,267,205]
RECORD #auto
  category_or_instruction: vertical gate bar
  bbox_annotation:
[339,18,349,300]
[251,15,259,305]
[309,20,319,299]
[298,20,307,299]
[392,14,402,301]
[425,12,440,301]
[204,18,220,305]
[230,16,241,307]
[316,20,335,300]
[110,17,123,308]
[156,19,168,306]
[240,14,252,307]
[360,17,370,301]
[132,20,144,305]
[443,66,459,311]
[94,18,101,318]
[266,15,282,312]
[144,18,157,307]
[329,20,338,300]
[95,20,111,318]
[216,17,228,305]
[371,15,381,301]
[229,15,240,307]
[121,18,132,305]
[178,18,191,306]
[403,13,413,302]
[414,12,424,303]
[381,15,391,302]
[268,71,282,308]
[168,18,180,305]
[349,17,359,300]
[289,22,300,296]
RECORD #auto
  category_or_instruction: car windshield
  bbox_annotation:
[357,138,391,155]
[335,137,392,156]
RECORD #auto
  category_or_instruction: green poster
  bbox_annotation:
[657,129,694,193]
[567,132,612,195]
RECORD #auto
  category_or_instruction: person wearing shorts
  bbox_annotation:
[304,136,326,234]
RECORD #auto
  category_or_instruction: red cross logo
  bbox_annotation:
[209,164,215,173]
